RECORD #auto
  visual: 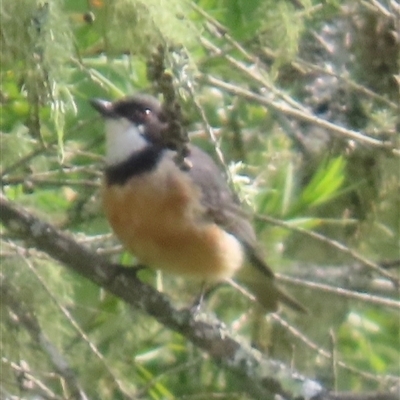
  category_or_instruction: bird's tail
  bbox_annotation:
[236,247,307,313]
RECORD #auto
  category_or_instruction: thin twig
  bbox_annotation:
[20,256,135,400]
[200,36,310,114]
[0,279,89,400]
[1,358,63,400]
[202,75,399,155]
[1,117,98,178]
[276,274,400,310]
[271,314,399,385]
[185,85,233,183]
[1,177,100,188]
[192,2,397,110]
[256,213,399,284]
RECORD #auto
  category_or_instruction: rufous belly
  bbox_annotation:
[102,161,244,281]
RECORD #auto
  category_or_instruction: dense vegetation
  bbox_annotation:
[1,0,399,399]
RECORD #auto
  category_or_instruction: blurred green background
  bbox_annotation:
[1,0,399,398]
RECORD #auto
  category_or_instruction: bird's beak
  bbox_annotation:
[90,98,115,117]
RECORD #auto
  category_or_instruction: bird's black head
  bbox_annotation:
[90,94,168,145]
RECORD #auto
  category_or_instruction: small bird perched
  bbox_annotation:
[90,94,305,313]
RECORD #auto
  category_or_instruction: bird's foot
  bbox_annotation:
[189,283,222,315]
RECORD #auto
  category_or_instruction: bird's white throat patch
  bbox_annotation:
[105,118,147,166]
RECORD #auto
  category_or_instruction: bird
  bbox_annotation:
[90,94,305,313]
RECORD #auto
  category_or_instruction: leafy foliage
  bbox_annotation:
[1,0,399,399]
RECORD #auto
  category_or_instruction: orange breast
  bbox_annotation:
[102,159,244,281]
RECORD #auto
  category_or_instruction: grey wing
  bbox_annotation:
[186,146,306,312]
[187,145,274,278]
[187,145,257,247]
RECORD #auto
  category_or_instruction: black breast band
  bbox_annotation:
[105,146,164,186]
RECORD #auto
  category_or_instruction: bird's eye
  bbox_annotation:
[130,108,151,123]
[137,108,151,120]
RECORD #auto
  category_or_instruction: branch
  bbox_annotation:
[0,192,320,399]
[1,193,398,400]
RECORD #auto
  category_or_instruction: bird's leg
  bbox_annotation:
[190,281,207,313]
[190,282,223,314]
